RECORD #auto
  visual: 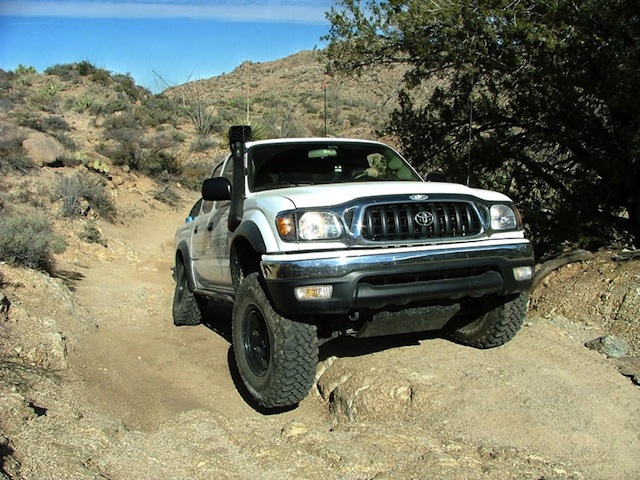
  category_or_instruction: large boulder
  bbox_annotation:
[22,131,65,167]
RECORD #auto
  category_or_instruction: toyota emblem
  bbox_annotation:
[415,211,434,227]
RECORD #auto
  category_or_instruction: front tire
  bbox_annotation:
[172,258,204,326]
[232,273,318,408]
[447,292,528,348]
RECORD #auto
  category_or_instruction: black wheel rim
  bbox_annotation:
[174,263,186,308]
[242,305,270,377]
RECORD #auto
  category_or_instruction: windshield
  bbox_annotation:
[249,141,421,191]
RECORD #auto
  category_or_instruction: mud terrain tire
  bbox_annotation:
[232,273,318,408]
[448,292,528,348]
[172,258,204,326]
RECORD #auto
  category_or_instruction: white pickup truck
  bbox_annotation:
[173,126,534,409]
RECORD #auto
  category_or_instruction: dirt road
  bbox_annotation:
[2,189,640,479]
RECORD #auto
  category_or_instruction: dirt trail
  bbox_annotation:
[67,197,328,429]
[9,190,638,480]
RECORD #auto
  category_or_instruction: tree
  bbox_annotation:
[325,0,640,253]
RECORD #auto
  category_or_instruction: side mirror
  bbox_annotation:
[426,171,448,182]
[202,177,232,201]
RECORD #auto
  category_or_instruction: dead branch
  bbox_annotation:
[531,249,595,291]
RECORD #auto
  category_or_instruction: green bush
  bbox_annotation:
[139,95,178,127]
[76,60,98,76]
[113,73,147,101]
[44,63,80,83]
[72,94,98,113]
[91,68,112,87]
[14,64,37,76]
[55,172,116,220]
[30,83,62,112]
[103,97,130,115]
[143,150,181,177]
[0,214,66,271]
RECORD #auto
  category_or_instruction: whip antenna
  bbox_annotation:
[466,99,473,186]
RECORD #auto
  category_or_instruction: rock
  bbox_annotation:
[584,335,630,358]
[22,131,64,167]
[0,291,10,315]
[612,357,640,386]
[0,434,21,479]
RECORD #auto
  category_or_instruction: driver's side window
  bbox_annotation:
[201,156,230,215]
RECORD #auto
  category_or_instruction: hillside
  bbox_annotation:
[167,50,406,141]
[1,55,640,479]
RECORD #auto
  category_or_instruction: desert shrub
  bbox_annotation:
[41,115,70,132]
[103,111,138,130]
[76,60,97,76]
[44,63,80,82]
[101,128,143,170]
[40,82,62,96]
[179,162,210,191]
[78,220,107,246]
[302,98,319,115]
[55,172,116,221]
[14,64,37,76]
[348,112,364,127]
[72,94,99,113]
[0,191,9,215]
[14,112,41,130]
[0,99,13,113]
[103,97,130,115]
[190,136,217,152]
[113,73,147,101]
[90,68,112,87]
[139,95,178,127]
[152,184,180,206]
[0,136,34,173]
[52,132,77,150]
[143,150,181,177]
[218,109,237,126]
[0,213,66,271]
[17,114,70,133]
[30,83,62,112]
[0,68,16,86]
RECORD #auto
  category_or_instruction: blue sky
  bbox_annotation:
[0,0,333,92]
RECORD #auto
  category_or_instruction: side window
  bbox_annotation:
[201,156,232,215]
[221,156,234,181]
[188,198,202,219]
[211,159,225,178]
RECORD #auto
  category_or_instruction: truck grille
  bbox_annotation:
[361,202,482,241]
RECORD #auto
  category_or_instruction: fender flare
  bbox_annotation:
[175,240,197,292]
[232,221,267,253]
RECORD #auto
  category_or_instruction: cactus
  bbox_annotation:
[82,155,111,176]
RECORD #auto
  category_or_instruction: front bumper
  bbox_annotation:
[260,239,534,316]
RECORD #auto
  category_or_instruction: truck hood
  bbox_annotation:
[249,181,512,209]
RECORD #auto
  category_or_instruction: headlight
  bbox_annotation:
[490,204,519,231]
[276,211,344,241]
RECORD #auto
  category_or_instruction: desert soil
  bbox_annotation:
[1,182,640,480]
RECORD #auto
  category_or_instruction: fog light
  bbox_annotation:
[513,266,533,281]
[294,285,333,301]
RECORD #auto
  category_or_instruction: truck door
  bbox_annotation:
[191,157,234,288]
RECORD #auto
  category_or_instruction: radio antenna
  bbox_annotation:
[466,99,473,186]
